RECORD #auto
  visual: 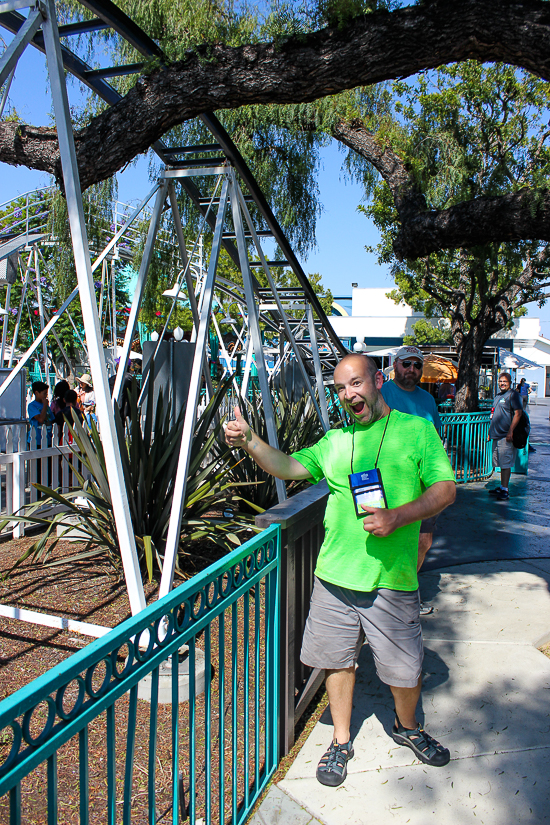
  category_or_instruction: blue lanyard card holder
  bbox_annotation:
[349,468,388,518]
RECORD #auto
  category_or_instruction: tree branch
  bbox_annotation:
[3,0,550,190]
[324,120,550,260]
[393,189,550,258]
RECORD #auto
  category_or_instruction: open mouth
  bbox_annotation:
[350,401,365,415]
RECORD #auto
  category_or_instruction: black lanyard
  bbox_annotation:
[350,410,392,475]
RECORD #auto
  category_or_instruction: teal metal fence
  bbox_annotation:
[440,411,492,483]
[0,524,280,824]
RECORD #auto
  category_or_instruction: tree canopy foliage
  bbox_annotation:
[4,0,550,401]
[361,62,550,409]
[3,0,550,257]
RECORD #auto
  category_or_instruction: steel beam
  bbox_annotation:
[307,303,330,429]
[230,171,286,503]
[237,187,328,433]
[8,249,31,367]
[0,5,42,87]
[168,182,199,330]
[42,0,146,615]
[164,167,227,178]
[0,0,34,11]
[0,65,14,118]
[158,176,230,600]
[34,247,52,389]
[0,283,11,365]
[201,112,345,358]
[91,181,161,274]
[113,179,168,406]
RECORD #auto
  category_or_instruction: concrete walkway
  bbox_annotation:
[250,404,550,825]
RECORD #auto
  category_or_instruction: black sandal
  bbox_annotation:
[316,739,354,786]
[392,714,450,767]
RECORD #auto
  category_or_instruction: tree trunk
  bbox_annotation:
[454,324,492,412]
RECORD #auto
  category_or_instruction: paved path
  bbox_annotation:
[250,402,550,825]
[424,402,550,569]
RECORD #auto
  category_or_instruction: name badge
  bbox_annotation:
[348,468,388,518]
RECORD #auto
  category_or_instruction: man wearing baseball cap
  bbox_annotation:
[381,347,444,611]
[381,347,441,429]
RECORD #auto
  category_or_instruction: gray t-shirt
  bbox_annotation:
[489,388,522,440]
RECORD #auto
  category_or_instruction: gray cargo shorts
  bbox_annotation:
[300,576,423,688]
[492,438,517,470]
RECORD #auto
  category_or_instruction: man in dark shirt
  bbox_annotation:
[488,373,522,501]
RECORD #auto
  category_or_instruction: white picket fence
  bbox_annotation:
[0,422,88,538]
[0,393,234,540]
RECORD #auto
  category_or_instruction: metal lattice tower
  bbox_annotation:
[0,0,346,618]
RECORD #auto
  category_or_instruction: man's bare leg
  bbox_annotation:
[390,676,450,766]
[325,667,355,743]
[390,677,422,728]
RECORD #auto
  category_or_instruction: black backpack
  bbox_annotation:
[512,410,530,449]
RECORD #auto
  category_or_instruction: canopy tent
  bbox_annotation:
[383,353,457,382]
[420,354,458,383]
[110,345,142,361]
[497,347,541,371]
[364,346,401,357]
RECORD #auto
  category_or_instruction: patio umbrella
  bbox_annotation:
[384,354,457,382]
[420,355,457,383]
[497,347,541,370]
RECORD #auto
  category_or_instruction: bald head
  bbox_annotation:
[334,353,378,381]
[333,354,389,425]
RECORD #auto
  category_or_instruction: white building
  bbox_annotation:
[329,288,550,398]
[493,319,550,399]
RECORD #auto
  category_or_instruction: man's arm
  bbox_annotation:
[362,480,456,538]
[224,406,312,481]
[34,399,49,425]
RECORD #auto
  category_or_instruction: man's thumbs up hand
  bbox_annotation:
[224,405,251,448]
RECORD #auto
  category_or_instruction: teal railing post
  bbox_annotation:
[440,411,492,484]
[463,416,471,481]
[0,524,281,825]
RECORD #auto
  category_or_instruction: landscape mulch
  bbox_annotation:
[0,533,257,823]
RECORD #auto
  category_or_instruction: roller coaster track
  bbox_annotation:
[0,0,346,358]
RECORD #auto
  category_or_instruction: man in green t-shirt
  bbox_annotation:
[225,354,456,786]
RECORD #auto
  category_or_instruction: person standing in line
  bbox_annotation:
[50,380,70,418]
[488,372,522,501]
[27,381,53,448]
[516,377,537,453]
[77,373,97,428]
[381,346,443,615]
[225,354,456,786]
[516,377,530,410]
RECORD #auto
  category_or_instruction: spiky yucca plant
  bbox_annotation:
[221,380,326,514]
[4,378,255,581]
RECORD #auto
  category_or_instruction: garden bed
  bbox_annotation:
[0,533,237,823]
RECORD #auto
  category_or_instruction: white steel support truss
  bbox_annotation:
[229,170,288,502]
[0,1,342,622]
[41,0,146,615]
[158,175,231,599]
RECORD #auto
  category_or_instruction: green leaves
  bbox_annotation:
[220,379,325,513]
[7,377,255,581]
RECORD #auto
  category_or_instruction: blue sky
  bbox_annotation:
[1,31,549,337]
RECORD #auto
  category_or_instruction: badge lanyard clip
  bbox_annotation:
[348,411,391,518]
